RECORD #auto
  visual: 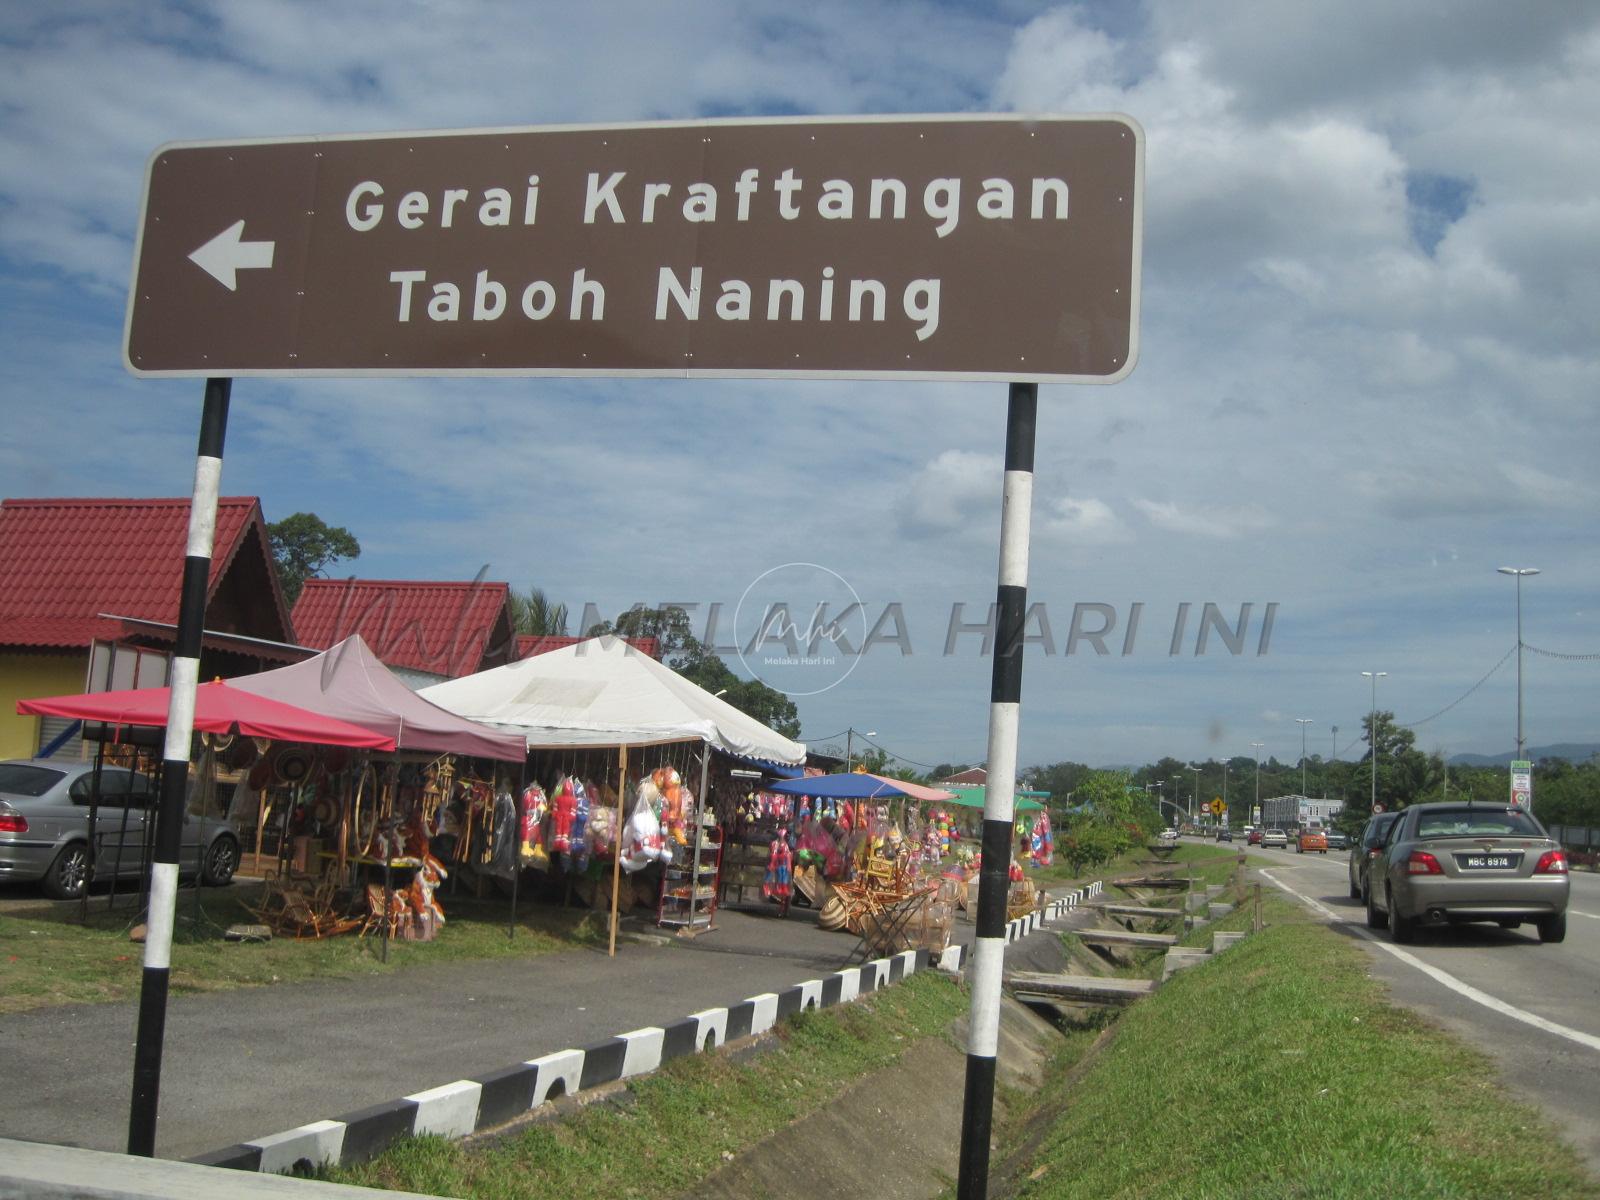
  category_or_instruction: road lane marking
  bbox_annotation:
[1569,910,1599,920]
[1259,869,1600,1056]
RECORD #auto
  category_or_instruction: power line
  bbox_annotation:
[1400,646,1516,729]
[1524,642,1600,662]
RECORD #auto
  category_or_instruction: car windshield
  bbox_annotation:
[1414,808,1544,838]
[0,764,65,796]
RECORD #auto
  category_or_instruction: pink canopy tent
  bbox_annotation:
[868,774,956,803]
[17,679,395,750]
[227,634,525,762]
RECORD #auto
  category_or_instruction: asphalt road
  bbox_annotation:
[1245,840,1600,1174]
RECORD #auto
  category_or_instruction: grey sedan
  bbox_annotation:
[1364,802,1569,944]
[0,758,240,899]
[1347,811,1400,899]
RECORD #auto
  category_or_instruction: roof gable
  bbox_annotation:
[293,578,513,679]
[0,496,294,649]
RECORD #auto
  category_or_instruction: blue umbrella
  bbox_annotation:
[764,772,908,800]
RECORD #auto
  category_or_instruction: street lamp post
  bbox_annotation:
[1295,718,1313,797]
[1362,671,1387,813]
[1250,742,1264,826]
[844,727,877,772]
[1186,764,1201,823]
[1497,567,1539,759]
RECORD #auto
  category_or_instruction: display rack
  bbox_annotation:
[658,822,722,933]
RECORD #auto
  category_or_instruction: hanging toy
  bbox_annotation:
[519,784,548,866]
[656,767,687,846]
[762,828,792,901]
[567,778,592,872]
[620,772,668,872]
[549,776,578,855]
[798,796,813,825]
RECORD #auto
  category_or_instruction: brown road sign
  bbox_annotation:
[124,114,1142,383]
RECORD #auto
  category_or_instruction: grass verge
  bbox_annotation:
[1011,892,1597,1199]
[0,884,602,1014]
[326,970,970,1199]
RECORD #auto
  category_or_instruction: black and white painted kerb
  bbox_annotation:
[127,378,231,1158]
[194,882,1104,1176]
[957,381,1038,1200]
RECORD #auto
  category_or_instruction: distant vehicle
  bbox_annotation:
[1215,827,1233,842]
[1262,829,1288,848]
[1348,811,1400,900]
[1325,830,1350,851]
[0,758,239,900]
[1296,829,1328,854]
[1159,828,1178,841]
[1247,829,1263,845]
[1364,802,1569,944]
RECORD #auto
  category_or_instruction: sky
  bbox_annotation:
[1,1,1596,774]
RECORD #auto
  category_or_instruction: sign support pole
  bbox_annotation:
[956,380,1037,1200]
[127,376,230,1156]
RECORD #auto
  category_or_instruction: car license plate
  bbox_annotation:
[1459,853,1519,870]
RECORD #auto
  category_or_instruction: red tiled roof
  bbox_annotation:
[516,634,661,660]
[293,578,513,679]
[0,496,291,650]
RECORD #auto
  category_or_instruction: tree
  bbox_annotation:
[267,512,360,606]
[590,605,801,740]
[509,586,568,637]
[1345,709,1430,820]
[1054,770,1155,874]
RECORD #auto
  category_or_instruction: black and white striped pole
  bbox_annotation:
[956,380,1037,1200]
[127,377,230,1157]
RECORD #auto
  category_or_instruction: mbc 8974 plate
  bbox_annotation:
[1459,853,1519,870]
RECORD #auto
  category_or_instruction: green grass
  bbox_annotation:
[327,970,970,1199]
[0,883,602,1014]
[1013,893,1598,1199]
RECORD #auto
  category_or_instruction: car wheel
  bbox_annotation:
[1349,874,1361,900]
[43,843,91,900]
[1364,884,1385,929]
[1387,889,1414,944]
[201,836,239,887]
[1536,913,1567,944]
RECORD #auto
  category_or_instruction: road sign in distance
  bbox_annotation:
[125,114,1143,383]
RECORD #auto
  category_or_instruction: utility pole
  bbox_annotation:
[1362,672,1387,813]
[1251,742,1264,827]
[1296,718,1313,797]
[1497,567,1539,759]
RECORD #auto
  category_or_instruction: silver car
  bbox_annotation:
[1364,802,1569,944]
[0,758,240,899]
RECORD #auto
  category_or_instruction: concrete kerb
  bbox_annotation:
[202,879,1105,1179]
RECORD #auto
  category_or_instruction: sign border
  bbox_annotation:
[122,111,1144,385]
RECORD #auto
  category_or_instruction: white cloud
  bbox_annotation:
[0,1,1597,769]
[1133,500,1274,540]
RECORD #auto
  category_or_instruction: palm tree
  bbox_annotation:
[509,586,569,637]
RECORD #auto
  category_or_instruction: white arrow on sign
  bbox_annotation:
[188,220,275,291]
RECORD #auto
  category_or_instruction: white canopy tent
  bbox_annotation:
[421,637,804,955]
[418,636,806,764]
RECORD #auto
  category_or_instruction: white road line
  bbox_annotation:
[1569,910,1600,921]
[1259,868,1600,1056]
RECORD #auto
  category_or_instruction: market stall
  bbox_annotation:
[15,680,396,925]
[222,635,529,940]
[419,636,806,953]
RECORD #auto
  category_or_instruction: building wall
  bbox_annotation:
[0,652,87,760]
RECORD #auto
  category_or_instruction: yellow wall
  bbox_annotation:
[0,653,87,760]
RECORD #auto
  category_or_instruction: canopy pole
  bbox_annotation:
[608,744,628,956]
[128,376,230,1157]
[688,742,710,932]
